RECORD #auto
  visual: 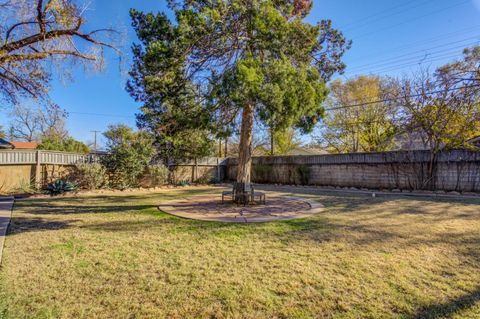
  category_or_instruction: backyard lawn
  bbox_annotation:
[0,186,479,318]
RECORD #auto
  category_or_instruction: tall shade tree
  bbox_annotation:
[127,10,214,163]
[128,0,350,191]
[0,0,118,104]
[320,76,399,153]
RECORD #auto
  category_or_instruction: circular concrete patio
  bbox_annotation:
[158,194,324,223]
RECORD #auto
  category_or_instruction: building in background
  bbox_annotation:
[0,138,14,149]
[0,139,37,150]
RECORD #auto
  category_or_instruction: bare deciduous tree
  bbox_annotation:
[392,47,480,189]
[0,0,118,103]
[8,103,68,141]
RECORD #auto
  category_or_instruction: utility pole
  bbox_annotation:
[91,130,100,153]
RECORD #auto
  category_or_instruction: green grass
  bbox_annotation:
[1,186,480,318]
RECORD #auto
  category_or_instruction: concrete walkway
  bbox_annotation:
[0,196,14,264]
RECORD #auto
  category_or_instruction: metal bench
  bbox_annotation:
[222,182,266,205]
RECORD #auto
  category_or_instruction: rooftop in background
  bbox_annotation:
[0,139,13,149]
[9,141,38,150]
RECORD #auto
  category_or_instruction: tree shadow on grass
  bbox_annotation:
[7,217,79,234]
[14,203,157,216]
[412,287,480,319]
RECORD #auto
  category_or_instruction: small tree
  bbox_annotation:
[320,76,399,153]
[269,128,301,155]
[38,136,89,153]
[101,124,155,189]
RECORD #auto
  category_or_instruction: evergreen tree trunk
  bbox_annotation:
[224,137,228,157]
[270,126,274,156]
[236,104,254,187]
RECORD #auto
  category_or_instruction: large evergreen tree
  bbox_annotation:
[128,0,350,192]
[127,10,214,163]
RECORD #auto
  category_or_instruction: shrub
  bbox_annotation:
[47,180,77,196]
[253,164,273,183]
[38,137,90,153]
[101,125,155,190]
[296,165,311,185]
[177,180,190,187]
[142,165,170,187]
[196,171,216,184]
[75,163,108,190]
[15,179,36,195]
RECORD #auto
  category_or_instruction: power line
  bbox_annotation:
[352,0,471,41]
[325,84,480,111]
[340,0,421,29]
[348,25,480,63]
[344,52,470,78]
[347,52,467,77]
[342,0,433,32]
[346,37,480,73]
[69,111,134,119]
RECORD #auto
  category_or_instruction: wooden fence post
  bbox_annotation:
[194,157,198,182]
[35,150,41,190]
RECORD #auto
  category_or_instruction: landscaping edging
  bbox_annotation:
[0,196,14,265]
[158,194,324,223]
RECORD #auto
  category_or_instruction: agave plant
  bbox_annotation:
[47,180,77,196]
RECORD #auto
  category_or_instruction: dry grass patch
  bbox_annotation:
[0,186,479,318]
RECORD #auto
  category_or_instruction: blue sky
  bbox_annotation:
[2,0,480,147]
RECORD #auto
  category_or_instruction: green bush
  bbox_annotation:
[177,180,190,187]
[253,164,273,183]
[143,165,170,187]
[196,170,216,184]
[38,137,90,153]
[47,180,77,196]
[75,163,108,190]
[101,125,155,190]
[296,165,311,185]
[14,179,36,195]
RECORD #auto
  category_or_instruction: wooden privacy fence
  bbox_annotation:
[0,150,227,192]
[168,157,228,183]
[2,149,480,193]
[0,150,99,192]
[0,150,98,165]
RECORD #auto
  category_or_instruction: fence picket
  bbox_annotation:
[0,150,98,165]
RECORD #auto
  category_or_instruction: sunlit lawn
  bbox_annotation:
[0,186,479,318]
